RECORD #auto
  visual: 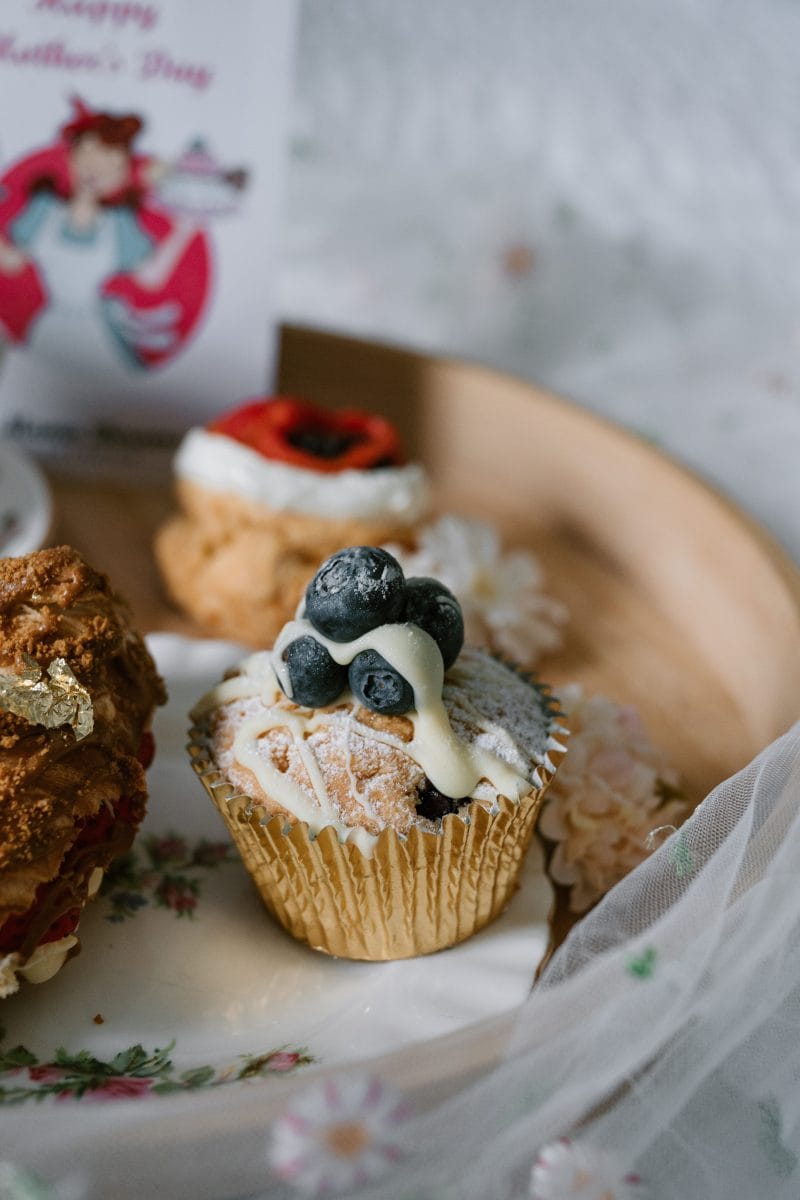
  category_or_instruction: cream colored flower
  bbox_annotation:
[538,688,686,913]
[386,516,567,666]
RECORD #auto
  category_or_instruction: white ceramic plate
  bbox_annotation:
[0,441,52,557]
[0,635,551,1130]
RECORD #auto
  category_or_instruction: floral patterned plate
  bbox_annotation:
[0,441,52,557]
[0,634,552,1116]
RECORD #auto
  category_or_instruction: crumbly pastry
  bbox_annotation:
[190,547,567,959]
[0,546,165,996]
[155,397,430,646]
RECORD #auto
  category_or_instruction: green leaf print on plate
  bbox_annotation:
[0,1026,314,1105]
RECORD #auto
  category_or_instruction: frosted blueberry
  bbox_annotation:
[281,636,347,708]
[348,649,414,715]
[305,547,406,642]
[402,577,464,669]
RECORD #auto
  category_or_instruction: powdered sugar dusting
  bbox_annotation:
[212,694,429,837]
[206,645,558,842]
[446,647,552,775]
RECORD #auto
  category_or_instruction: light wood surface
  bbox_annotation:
[50,324,800,819]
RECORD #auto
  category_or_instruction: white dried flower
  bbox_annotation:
[386,516,567,667]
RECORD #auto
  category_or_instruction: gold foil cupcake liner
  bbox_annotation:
[188,703,567,961]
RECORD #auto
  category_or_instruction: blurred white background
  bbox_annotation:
[283,0,800,559]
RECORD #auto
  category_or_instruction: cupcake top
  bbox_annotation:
[174,396,429,524]
[193,547,565,854]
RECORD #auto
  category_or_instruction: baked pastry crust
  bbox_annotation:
[0,547,165,941]
[155,480,416,646]
[204,644,558,839]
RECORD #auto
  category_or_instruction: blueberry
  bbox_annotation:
[348,649,414,715]
[402,577,464,669]
[415,778,467,821]
[305,547,406,642]
[281,636,347,708]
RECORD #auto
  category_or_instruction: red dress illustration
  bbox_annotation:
[0,98,212,370]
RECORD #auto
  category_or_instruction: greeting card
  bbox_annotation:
[0,0,297,476]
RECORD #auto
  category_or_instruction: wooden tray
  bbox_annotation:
[51,324,800,811]
[24,325,800,1196]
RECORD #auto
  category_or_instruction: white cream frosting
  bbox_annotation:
[174,427,430,523]
[0,934,78,998]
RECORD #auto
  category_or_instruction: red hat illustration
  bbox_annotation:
[60,95,143,145]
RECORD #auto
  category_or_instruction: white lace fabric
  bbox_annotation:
[299,721,800,1200]
[6,726,800,1200]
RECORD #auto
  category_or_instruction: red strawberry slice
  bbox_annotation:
[209,396,404,474]
[39,907,81,946]
[0,893,80,953]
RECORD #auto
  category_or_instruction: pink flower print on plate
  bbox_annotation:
[84,1075,156,1101]
[264,1052,302,1073]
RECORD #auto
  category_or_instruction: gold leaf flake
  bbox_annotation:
[0,655,94,740]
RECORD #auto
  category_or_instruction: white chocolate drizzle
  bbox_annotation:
[195,625,560,852]
[273,619,525,801]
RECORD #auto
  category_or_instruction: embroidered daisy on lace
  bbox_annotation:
[385,515,567,666]
[268,1073,408,1196]
[538,687,687,914]
[530,1139,644,1200]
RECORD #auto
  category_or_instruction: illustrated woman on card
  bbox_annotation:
[0,97,224,372]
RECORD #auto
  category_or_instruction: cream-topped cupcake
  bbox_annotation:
[155,397,430,646]
[189,546,566,959]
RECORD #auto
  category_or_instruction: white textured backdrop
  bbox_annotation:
[283,0,800,559]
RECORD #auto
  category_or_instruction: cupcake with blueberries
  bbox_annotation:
[189,546,567,960]
[154,396,429,647]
